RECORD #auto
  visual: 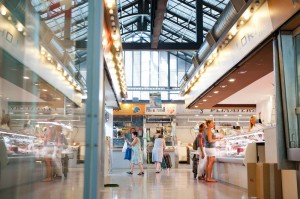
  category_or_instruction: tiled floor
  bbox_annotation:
[0,166,248,199]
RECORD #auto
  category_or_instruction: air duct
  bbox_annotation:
[181,0,256,89]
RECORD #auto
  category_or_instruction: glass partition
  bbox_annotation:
[0,0,88,197]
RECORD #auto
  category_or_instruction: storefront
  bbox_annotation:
[180,0,300,198]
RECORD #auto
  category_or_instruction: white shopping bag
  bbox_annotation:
[122,141,127,152]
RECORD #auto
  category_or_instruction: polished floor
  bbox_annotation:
[0,166,248,199]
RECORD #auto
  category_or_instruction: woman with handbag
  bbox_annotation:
[126,131,145,175]
[152,134,166,173]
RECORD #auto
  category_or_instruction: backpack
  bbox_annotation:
[192,135,198,150]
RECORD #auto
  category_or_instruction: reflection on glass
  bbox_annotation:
[0,0,86,195]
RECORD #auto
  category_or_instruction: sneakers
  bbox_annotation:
[126,171,133,175]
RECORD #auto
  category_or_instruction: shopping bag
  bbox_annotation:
[122,141,128,153]
[124,147,132,160]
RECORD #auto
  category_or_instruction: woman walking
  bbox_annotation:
[152,134,166,173]
[126,131,145,175]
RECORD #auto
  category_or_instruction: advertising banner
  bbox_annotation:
[149,92,162,108]
[145,104,176,115]
[113,104,145,115]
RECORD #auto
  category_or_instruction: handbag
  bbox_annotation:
[124,147,132,160]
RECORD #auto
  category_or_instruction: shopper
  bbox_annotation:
[197,123,207,180]
[204,119,220,182]
[0,114,11,130]
[152,134,166,173]
[52,124,63,178]
[248,114,264,132]
[42,126,55,182]
[126,131,144,175]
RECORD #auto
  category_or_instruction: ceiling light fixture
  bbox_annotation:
[203,99,207,102]
[1,8,6,16]
[238,70,247,74]
[42,89,48,92]
[17,24,23,32]
[228,78,236,82]
[220,85,227,88]
[23,76,30,80]
[195,106,198,108]
[213,91,219,94]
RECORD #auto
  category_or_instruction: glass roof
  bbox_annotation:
[118,0,229,43]
[29,0,230,101]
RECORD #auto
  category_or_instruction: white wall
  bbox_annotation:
[256,95,274,125]
[175,126,197,146]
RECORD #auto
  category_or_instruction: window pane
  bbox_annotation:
[133,51,141,86]
[140,91,149,100]
[125,51,133,86]
[170,54,177,87]
[161,91,168,100]
[141,51,150,87]
[150,52,159,86]
[132,91,140,99]
[159,52,168,87]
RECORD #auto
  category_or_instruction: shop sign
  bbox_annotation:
[145,104,176,115]
[9,105,55,114]
[113,104,145,115]
[208,109,256,113]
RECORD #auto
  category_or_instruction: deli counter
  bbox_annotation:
[212,128,276,188]
[0,129,45,189]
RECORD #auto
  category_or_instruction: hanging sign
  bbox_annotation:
[149,92,162,108]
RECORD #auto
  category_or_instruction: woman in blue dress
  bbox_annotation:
[126,131,144,175]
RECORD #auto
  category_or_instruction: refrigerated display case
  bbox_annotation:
[216,131,264,158]
[213,130,265,189]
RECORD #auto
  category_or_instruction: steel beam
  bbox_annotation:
[122,42,199,50]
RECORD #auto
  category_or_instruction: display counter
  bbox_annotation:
[213,130,266,188]
[0,130,46,189]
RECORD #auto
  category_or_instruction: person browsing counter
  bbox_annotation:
[248,115,264,132]
[204,119,221,182]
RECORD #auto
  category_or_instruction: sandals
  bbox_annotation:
[206,178,217,182]
[137,172,145,175]
[126,171,133,175]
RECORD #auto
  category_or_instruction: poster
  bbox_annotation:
[149,93,162,108]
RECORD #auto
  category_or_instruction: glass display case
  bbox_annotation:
[216,131,264,158]
[0,129,42,157]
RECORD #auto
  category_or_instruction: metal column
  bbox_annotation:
[84,0,104,198]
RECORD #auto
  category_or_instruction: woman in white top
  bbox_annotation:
[152,134,166,173]
[248,115,264,132]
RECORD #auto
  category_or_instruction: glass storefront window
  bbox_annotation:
[0,0,88,197]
